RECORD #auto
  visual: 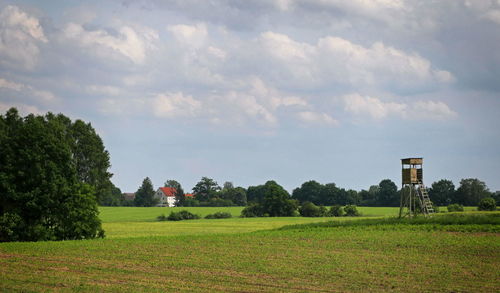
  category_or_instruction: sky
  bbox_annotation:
[0,0,499,193]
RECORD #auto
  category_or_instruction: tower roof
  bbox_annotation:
[401,158,423,165]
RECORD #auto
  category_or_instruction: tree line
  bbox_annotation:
[123,176,499,208]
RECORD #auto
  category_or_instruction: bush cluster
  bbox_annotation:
[205,212,232,219]
[478,198,496,211]
[447,204,464,212]
[158,210,200,221]
[297,202,360,217]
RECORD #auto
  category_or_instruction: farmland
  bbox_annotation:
[0,208,498,292]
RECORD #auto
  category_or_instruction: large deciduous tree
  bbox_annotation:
[0,108,104,242]
[377,179,399,207]
[292,180,324,205]
[429,179,455,206]
[192,177,220,202]
[261,181,298,217]
[456,178,491,206]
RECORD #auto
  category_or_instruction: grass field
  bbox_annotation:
[1,208,498,292]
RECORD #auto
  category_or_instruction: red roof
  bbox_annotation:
[159,187,176,197]
[159,188,193,197]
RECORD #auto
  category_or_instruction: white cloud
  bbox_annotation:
[343,93,407,119]
[86,85,122,96]
[343,93,457,121]
[63,22,158,64]
[0,78,57,103]
[0,5,47,70]
[152,92,202,118]
[258,32,454,89]
[32,90,56,102]
[411,100,457,120]
[0,78,24,91]
[483,9,500,25]
[0,101,42,115]
[297,111,338,126]
[167,23,208,49]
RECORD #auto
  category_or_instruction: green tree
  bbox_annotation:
[456,178,491,206]
[219,184,247,206]
[429,179,456,206]
[321,183,341,206]
[192,177,220,203]
[99,183,122,206]
[0,108,104,242]
[165,180,185,207]
[378,179,399,206]
[134,177,157,207]
[292,180,324,205]
[246,184,266,203]
[53,116,113,205]
[261,181,298,217]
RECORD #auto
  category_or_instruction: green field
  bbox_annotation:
[1,207,498,292]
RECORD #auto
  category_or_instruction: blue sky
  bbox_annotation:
[1,0,499,193]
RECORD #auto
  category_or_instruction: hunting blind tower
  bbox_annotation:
[399,158,434,217]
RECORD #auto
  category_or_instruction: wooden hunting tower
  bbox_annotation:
[399,158,434,217]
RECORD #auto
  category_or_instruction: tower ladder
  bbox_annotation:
[418,182,434,215]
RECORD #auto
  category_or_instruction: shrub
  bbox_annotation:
[299,202,322,217]
[447,204,464,212]
[478,198,496,211]
[241,203,263,217]
[167,210,200,221]
[205,212,232,219]
[329,205,345,217]
[157,214,167,221]
[183,197,200,207]
[344,205,360,217]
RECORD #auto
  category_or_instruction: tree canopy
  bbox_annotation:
[192,177,221,203]
[456,178,491,206]
[429,179,455,206]
[0,108,105,242]
[134,177,157,207]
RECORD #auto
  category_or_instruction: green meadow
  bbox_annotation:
[1,207,498,292]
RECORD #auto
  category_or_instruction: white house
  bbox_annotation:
[154,187,194,207]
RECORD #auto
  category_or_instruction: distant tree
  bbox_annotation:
[378,179,399,206]
[456,178,491,206]
[219,185,247,206]
[134,177,157,207]
[0,108,104,242]
[223,181,234,190]
[429,179,456,206]
[99,183,122,206]
[477,198,496,211]
[164,180,185,206]
[493,191,500,206]
[247,184,266,203]
[320,183,340,206]
[261,181,298,217]
[292,180,324,205]
[241,181,298,217]
[192,177,220,203]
